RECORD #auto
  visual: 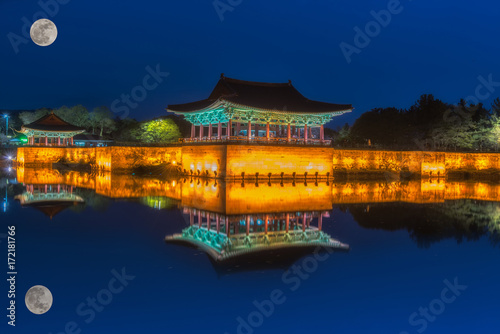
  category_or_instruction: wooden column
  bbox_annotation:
[265,214,269,234]
[216,214,220,233]
[286,213,290,233]
[191,124,195,138]
[199,125,203,139]
[236,122,241,136]
[208,124,212,139]
[247,121,252,140]
[287,123,291,142]
[189,209,194,226]
[266,122,270,140]
[320,125,324,141]
[302,213,306,232]
[198,210,202,227]
[45,136,48,146]
[207,213,210,230]
[57,137,61,146]
[318,213,323,231]
[218,122,222,139]
[227,120,232,139]
[304,124,308,143]
[297,126,300,139]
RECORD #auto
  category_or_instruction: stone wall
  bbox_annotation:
[445,152,500,171]
[226,145,333,179]
[17,147,96,167]
[332,150,446,176]
[96,146,182,171]
[17,146,500,180]
[180,145,227,178]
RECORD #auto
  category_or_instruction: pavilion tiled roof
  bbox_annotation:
[168,75,352,114]
[22,112,85,132]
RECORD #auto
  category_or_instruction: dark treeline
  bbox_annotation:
[4,94,500,149]
[0,105,191,144]
[331,95,500,151]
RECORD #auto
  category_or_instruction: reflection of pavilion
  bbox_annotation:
[15,184,84,219]
[165,177,349,262]
[166,207,349,262]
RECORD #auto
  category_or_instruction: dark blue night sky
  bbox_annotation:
[1,0,499,126]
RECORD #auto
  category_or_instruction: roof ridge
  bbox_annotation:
[222,76,292,87]
[26,112,71,126]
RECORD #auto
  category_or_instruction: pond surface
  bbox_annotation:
[1,168,499,334]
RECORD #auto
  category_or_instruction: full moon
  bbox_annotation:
[30,19,58,47]
[25,285,53,315]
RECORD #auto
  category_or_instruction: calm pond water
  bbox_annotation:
[1,168,499,334]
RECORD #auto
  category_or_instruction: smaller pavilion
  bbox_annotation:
[167,74,352,145]
[19,112,85,146]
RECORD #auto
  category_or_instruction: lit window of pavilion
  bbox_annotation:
[167,74,352,145]
[19,112,85,146]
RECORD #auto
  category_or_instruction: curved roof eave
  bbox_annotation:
[168,99,352,116]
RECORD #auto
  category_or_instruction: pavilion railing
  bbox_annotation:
[181,136,332,146]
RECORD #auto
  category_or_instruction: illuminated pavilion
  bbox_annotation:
[167,74,352,145]
[19,112,85,146]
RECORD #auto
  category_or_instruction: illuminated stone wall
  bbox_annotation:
[17,146,500,179]
[332,150,446,176]
[226,145,333,179]
[17,147,96,167]
[96,146,182,171]
[445,152,500,171]
[332,150,500,176]
[180,145,226,177]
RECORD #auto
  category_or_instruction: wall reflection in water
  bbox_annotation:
[14,167,500,260]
